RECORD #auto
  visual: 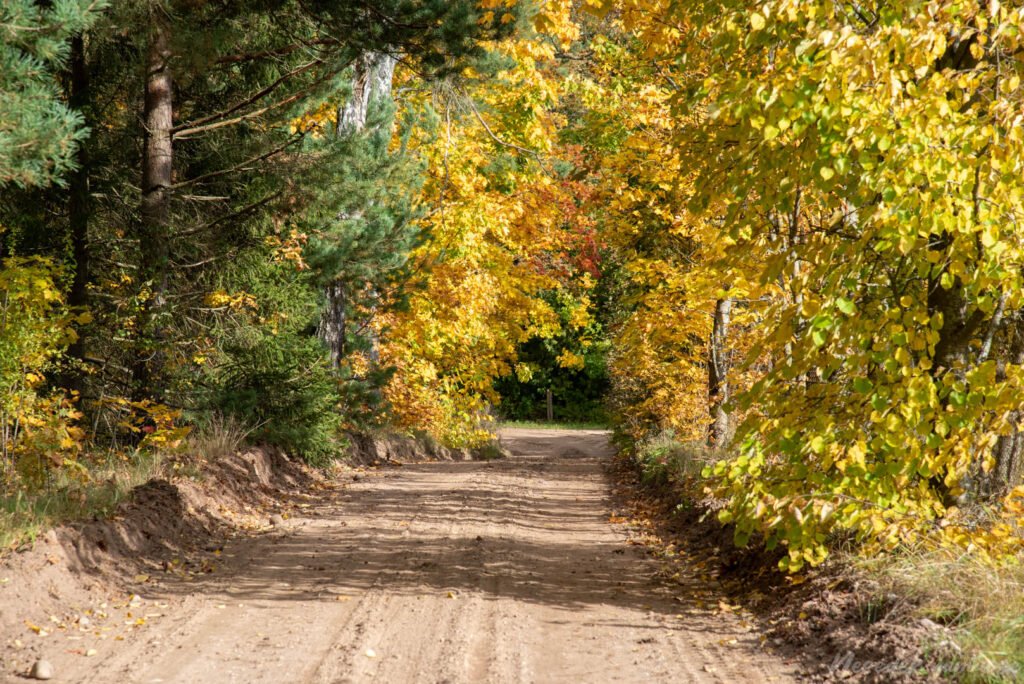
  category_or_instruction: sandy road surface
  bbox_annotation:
[40,428,796,683]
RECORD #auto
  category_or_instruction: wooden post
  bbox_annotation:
[546,389,553,422]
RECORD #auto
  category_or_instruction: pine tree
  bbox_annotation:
[0,0,105,188]
[0,0,530,459]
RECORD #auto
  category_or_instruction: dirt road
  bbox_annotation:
[36,428,796,683]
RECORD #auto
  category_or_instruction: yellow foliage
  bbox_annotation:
[379,12,581,446]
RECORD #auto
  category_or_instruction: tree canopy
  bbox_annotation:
[5,0,1024,573]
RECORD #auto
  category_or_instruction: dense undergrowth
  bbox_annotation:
[627,429,1024,682]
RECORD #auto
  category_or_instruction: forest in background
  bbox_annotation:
[8,2,1024,673]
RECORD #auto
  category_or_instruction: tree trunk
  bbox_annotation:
[318,281,348,366]
[319,52,396,367]
[133,19,174,400]
[987,316,1024,495]
[708,296,733,447]
[63,33,91,394]
[336,52,397,135]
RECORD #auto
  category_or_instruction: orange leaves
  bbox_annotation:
[265,229,309,271]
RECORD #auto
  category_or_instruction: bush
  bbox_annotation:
[210,333,343,466]
[0,257,83,491]
[634,430,711,486]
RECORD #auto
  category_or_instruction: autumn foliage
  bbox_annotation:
[6,0,1024,574]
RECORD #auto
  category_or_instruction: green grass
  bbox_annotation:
[0,417,247,553]
[497,419,609,430]
[861,545,1024,683]
[0,449,167,551]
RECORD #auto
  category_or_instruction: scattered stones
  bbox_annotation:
[78,615,91,628]
[29,659,54,680]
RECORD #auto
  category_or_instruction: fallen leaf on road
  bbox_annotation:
[25,621,47,636]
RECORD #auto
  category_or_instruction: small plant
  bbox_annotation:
[634,430,712,486]
[211,333,343,466]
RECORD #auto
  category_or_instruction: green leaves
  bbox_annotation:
[0,0,107,188]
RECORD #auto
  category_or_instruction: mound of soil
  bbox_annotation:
[0,446,321,678]
[345,431,503,465]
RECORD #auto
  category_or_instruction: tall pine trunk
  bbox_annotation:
[133,19,174,400]
[318,52,396,367]
[708,296,733,447]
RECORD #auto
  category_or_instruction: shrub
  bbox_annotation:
[0,257,83,491]
[210,333,343,466]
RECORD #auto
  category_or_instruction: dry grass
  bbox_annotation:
[0,449,166,552]
[184,414,251,470]
[864,545,1024,683]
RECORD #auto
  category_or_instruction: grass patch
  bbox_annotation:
[0,449,166,552]
[498,419,609,430]
[475,440,507,460]
[863,545,1024,683]
[633,429,717,486]
[0,417,250,553]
